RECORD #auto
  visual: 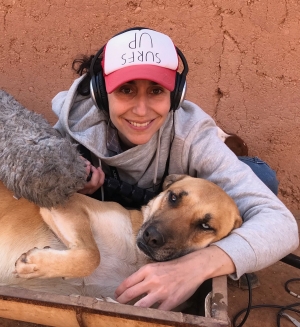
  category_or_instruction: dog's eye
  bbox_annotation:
[196,221,214,231]
[201,223,211,230]
[168,192,177,203]
[195,214,214,232]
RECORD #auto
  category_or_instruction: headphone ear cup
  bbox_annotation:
[170,72,180,111]
[96,73,109,112]
[91,73,109,112]
[170,72,186,111]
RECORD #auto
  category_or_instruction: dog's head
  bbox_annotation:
[137,174,242,262]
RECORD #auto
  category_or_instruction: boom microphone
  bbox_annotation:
[0,90,87,208]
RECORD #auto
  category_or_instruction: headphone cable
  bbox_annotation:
[232,273,252,327]
[232,277,300,327]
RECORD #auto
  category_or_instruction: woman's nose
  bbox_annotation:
[132,95,149,116]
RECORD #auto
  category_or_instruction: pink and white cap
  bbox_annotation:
[102,29,179,93]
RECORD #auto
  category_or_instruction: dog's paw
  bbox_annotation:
[14,247,52,278]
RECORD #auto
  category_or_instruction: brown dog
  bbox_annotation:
[0,174,242,299]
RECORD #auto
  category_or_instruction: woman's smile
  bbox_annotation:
[126,118,154,129]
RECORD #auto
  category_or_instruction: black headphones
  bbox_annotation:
[89,27,189,112]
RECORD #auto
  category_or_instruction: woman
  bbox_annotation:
[52,27,298,310]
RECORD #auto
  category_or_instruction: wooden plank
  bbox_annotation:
[0,297,227,327]
[0,300,79,327]
[0,297,228,327]
[0,276,229,327]
[210,277,229,323]
[80,312,228,327]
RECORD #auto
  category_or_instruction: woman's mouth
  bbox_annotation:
[127,120,153,128]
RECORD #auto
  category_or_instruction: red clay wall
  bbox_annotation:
[0,0,299,210]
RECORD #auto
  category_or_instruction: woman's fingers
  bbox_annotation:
[134,292,162,309]
[115,262,183,309]
[97,166,105,185]
[115,249,232,311]
[115,268,146,300]
[115,263,183,310]
[118,247,236,310]
[115,268,164,309]
[78,165,105,194]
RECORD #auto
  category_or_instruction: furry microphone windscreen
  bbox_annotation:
[0,90,87,208]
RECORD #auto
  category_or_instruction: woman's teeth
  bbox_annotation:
[129,121,151,127]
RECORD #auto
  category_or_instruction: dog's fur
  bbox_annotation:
[0,174,242,299]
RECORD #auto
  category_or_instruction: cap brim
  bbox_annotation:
[104,65,176,93]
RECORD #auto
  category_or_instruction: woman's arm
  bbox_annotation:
[174,102,298,278]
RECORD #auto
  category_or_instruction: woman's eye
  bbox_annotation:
[120,87,132,94]
[151,88,163,95]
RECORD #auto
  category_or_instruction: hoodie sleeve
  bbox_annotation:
[176,102,299,279]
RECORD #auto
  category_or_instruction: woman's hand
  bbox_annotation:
[115,246,236,311]
[78,159,105,194]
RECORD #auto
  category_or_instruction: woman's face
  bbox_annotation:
[107,79,171,149]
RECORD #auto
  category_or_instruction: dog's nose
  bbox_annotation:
[143,226,165,248]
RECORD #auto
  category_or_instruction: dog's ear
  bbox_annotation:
[233,214,243,229]
[163,174,187,190]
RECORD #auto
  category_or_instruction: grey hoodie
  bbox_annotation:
[52,75,299,279]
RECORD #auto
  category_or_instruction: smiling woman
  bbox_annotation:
[51,27,298,311]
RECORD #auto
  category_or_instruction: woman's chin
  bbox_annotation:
[119,130,156,148]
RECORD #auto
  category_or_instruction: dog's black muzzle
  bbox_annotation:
[137,225,166,260]
[142,225,165,248]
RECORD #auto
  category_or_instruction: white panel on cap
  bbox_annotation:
[104,29,178,75]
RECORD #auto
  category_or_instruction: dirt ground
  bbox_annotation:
[0,212,299,327]
[227,212,300,327]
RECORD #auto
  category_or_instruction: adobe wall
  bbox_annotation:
[0,0,299,210]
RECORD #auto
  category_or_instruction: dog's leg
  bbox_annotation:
[15,194,100,279]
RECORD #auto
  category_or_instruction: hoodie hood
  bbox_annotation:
[52,76,174,189]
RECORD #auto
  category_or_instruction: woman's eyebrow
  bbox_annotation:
[124,81,160,85]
